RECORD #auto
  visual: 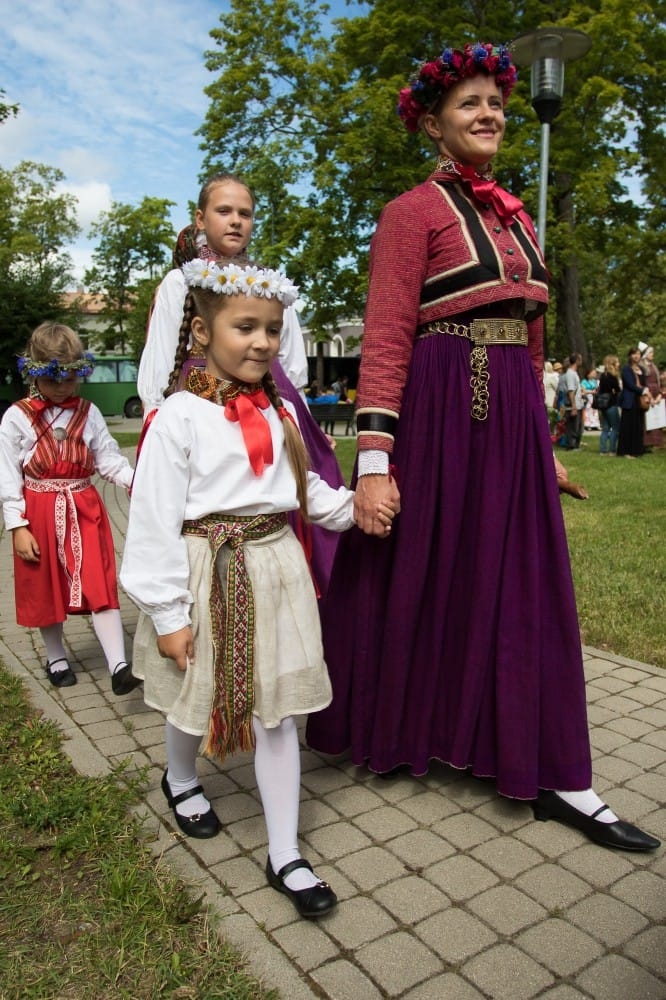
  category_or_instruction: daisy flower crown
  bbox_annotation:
[398,42,518,133]
[17,352,95,382]
[182,260,299,307]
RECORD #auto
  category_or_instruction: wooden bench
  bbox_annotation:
[307,401,356,435]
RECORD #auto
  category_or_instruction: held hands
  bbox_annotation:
[157,627,194,671]
[353,473,401,537]
[12,526,40,562]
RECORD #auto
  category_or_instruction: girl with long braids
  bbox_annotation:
[121,260,395,918]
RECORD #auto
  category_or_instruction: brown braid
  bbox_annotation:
[262,371,311,522]
[164,292,196,398]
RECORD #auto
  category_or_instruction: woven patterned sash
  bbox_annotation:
[24,476,92,607]
[182,511,288,760]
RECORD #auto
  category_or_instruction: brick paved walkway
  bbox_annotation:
[1,450,664,999]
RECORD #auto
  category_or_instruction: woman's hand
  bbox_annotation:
[12,526,40,562]
[157,627,194,671]
[354,474,401,536]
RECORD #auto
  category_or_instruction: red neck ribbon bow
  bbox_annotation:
[225,388,273,475]
[455,164,524,226]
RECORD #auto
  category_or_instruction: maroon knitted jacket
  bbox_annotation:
[357,172,549,453]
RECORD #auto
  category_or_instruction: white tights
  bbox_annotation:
[164,715,317,890]
[253,716,318,890]
[40,609,128,674]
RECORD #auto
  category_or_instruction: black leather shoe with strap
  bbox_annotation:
[46,658,77,688]
[111,662,143,696]
[266,857,338,918]
[533,790,660,852]
[161,771,221,839]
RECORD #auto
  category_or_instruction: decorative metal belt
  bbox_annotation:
[24,476,92,607]
[417,318,528,421]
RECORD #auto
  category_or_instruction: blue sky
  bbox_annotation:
[1,0,361,286]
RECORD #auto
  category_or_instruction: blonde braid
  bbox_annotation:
[262,371,311,522]
[164,292,196,398]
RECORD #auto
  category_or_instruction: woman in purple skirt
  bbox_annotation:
[307,42,659,852]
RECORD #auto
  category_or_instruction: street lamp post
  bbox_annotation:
[510,28,591,251]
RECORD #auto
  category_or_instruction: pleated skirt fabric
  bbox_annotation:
[307,333,593,800]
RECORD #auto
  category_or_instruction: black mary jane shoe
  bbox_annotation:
[533,790,660,852]
[161,771,221,839]
[46,658,77,688]
[111,661,143,696]
[266,857,338,918]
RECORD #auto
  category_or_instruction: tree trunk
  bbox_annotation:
[553,186,588,365]
[316,340,325,388]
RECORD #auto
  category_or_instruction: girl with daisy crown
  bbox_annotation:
[121,262,397,919]
[138,172,347,598]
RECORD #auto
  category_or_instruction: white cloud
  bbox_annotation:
[57,180,113,231]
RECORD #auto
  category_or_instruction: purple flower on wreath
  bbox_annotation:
[17,351,96,382]
[397,41,518,133]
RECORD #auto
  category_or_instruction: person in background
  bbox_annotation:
[0,323,139,695]
[639,343,664,451]
[330,375,349,402]
[581,368,600,431]
[618,346,648,458]
[598,355,621,456]
[543,360,559,411]
[306,41,659,853]
[564,353,583,449]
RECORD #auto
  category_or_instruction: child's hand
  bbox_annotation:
[375,500,398,536]
[12,526,40,562]
[353,474,401,537]
[157,627,194,671]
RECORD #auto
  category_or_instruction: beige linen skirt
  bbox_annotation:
[132,525,332,738]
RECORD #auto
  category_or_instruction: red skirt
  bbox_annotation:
[14,479,120,626]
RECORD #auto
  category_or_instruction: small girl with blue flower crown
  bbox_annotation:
[0,321,140,695]
[121,262,396,919]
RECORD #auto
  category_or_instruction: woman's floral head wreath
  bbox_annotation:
[398,42,518,133]
[17,352,95,382]
[182,260,299,307]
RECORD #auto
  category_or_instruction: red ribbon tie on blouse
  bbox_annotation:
[225,389,273,475]
[457,165,524,225]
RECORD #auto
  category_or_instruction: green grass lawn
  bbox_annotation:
[0,666,277,1000]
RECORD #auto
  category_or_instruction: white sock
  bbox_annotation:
[165,722,210,819]
[555,788,618,823]
[91,609,128,673]
[40,624,68,669]
[254,716,319,891]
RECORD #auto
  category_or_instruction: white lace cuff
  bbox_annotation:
[357,450,390,477]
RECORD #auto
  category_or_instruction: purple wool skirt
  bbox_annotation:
[271,360,345,598]
[306,333,592,799]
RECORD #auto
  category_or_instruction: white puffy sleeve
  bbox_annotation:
[278,306,309,392]
[137,269,187,414]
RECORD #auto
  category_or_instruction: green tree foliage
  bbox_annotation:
[84,198,175,353]
[0,162,79,386]
[0,88,19,124]
[198,0,665,365]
